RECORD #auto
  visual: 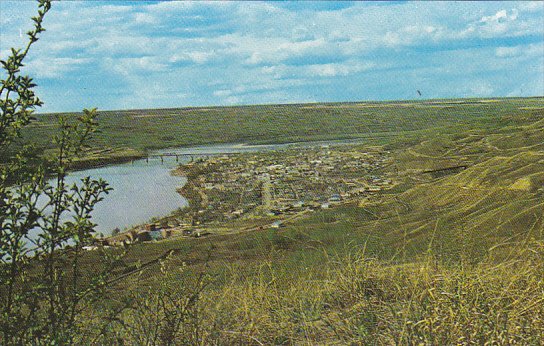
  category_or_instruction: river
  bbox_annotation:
[64,139,365,235]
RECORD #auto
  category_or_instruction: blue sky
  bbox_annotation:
[1,1,543,113]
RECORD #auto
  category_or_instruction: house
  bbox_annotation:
[308,202,321,210]
[349,187,367,196]
[271,220,284,228]
[193,231,211,238]
[105,230,135,246]
[328,194,342,202]
[293,201,304,208]
[145,223,157,232]
[232,209,244,217]
[136,231,152,242]
[160,229,172,238]
[204,183,214,190]
[149,230,163,241]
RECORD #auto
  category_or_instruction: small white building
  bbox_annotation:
[271,220,283,228]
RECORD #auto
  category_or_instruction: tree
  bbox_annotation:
[0,1,118,343]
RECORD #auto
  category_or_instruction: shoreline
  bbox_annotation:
[102,143,398,244]
[65,135,375,172]
[69,152,146,172]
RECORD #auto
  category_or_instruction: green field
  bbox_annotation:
[9,97,544,343]
[38,96,543,344]
[19,97,544,169]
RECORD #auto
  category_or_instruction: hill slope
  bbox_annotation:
[21,97,544,344]
[15,97,544,169]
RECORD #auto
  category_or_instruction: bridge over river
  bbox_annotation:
[140,152,238,163]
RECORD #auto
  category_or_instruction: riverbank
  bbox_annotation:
[9,93,544,343]
[173,145,396,224]
[69,147,146,171]
[18,97,542,171]
[76,112,544,343]
[102,142,403,246]
[62,135,390,172]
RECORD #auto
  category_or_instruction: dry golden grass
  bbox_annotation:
[34,98,544,344]
[84,240,543,345]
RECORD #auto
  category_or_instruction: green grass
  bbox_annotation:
[16,97,544,168]
[16,96,544,343]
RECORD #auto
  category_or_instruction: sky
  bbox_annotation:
[1,1,543,113]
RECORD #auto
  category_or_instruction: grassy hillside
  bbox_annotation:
[18,97,544,168]
[60,97,544,344]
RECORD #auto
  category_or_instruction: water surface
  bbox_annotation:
[65,139,367,235]
[65,159,187,234]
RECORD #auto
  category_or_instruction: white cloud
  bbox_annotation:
[481,9,510,24]
[475,9,519,36]
[1,1,542,112]
[496,46,522,58]
[134,12,156,25]
[145,1,198,14]
[168,50,214,64]
[495,43,544,58]
[264,61,376,79]
[235,36,331,66]
[315,62,374,77]
[518,2,543,13]
[469,81,494,96]
[23,57,91,79]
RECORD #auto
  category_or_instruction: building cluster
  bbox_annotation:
[182,145,394,223]
[98,222,210,248]
[95,145,395,248]
[99,223,173,247]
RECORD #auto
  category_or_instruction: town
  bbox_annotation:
[180,145,396,221]
[101,144,397,246]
